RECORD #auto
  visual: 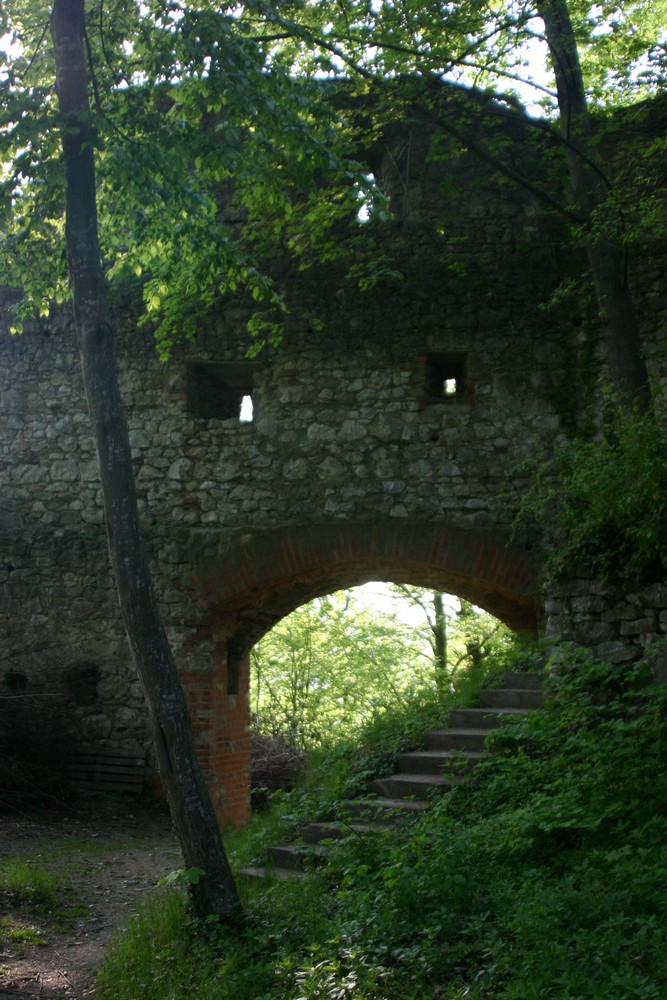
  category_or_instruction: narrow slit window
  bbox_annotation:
[239,394,254,423]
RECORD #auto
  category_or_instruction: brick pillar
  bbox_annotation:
[180,650,251,829]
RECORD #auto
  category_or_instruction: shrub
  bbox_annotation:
[97,641,667,1000]
[515,401,667,583]
[251,730,307,810]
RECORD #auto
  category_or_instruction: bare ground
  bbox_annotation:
[0,798,181,999]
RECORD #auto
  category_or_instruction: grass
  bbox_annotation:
[0,856,82,957]
[0,915,46,955]
[0,835,127,956]
[223,637,536,875]
[0,858,61,910]
[93,638,667,999]
[39,836,134,854]
[0,854,88,936]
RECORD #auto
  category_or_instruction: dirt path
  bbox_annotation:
[0,799,181,999]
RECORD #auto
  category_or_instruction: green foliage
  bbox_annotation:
[515,401,667,583]
[316,631,534,804]
[3,0,665,356]
[0,1,380,351]
[569,0,667,106]
[251,586,520,761]
[158,866,206,889]
[0,857,60,910]
[0,853,85,946]
[95,891,205,1000]
[0,916,45,954]
[449,600,520,684]
[251,592,532,816]
[0,833,135,954]
[250,588,435,751]
[277,0,666,111]
[96,639,667,999]
[303,687,448,806]
[308,644,667,999]
[389,587,518,687]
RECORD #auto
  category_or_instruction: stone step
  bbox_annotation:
[339,797,428,822]
[449,706,530,730]
[370,772,456,800]
[245,677,546,880]
[239,865,305,880]
[398,749,489,775]
[478,688,543,710]
[301,821,383,845]
[424,728,491,753]
[502,670,544,690]
[267,843,328,872]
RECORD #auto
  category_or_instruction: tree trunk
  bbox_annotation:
[432,592,448,696]
[50,0,241,921]
[536,0,651,412]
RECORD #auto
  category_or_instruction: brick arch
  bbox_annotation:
[183,521,540,827]
[193,521,540,667]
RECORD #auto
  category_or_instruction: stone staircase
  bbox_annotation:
[240,670,543,879]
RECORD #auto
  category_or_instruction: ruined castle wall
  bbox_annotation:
[1,94,665,823]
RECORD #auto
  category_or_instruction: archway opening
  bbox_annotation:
[187,521,541,826]
[248,579,524,809]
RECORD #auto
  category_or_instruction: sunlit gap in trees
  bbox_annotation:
[250,582,515,752]
[356,173,379,223]
[353,581,459,628]
[0,33,21,83]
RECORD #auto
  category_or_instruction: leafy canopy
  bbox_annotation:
[515,401,667,583]
[251,587,434,749]
[251,585,516,750]
[255,0,666,107]
[2,1,665,354]
[0,0,375,352]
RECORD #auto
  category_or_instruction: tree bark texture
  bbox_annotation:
[537,0,651,412]
[433,592,448,696]
[50,0,241,920]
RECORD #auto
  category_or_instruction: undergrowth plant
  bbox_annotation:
[514,400,667,584]
[0,840,119,952]
[329,642,667,998]
[0,916,45,952]
[96,639,667,999]
[0,853,86,955]
[249,633,541,840]
[0,858,61,910]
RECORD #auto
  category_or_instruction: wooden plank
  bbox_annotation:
[69,744,147,794]
[74,779,145,793]
[71,764,145,774]
[74,745,147,760]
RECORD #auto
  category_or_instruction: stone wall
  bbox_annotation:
[1,90,665,825]
[544,579,667,679]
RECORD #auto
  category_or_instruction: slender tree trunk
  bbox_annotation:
[536,0,651,412]
[50,0,241,920]
[432,592,448,696]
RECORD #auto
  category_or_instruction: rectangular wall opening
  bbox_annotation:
[426,352,467,404]
[187,363,255,422]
